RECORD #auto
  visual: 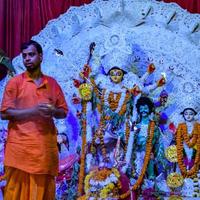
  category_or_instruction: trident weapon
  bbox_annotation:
[82,42,102,95]
[87,42,96,65]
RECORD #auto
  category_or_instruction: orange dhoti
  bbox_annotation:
[4,167,55,200]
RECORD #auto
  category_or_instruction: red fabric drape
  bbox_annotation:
[0,0,92,58]
[1,0,199,59]
[163,0,200,14]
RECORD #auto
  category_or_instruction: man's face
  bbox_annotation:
[139,105,150,117]
[109,68,124,84]
[22,45,42,72]
[183,109,195,122]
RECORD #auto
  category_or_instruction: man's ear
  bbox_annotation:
[39,53,43,62]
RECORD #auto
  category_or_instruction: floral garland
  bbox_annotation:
[124,118,131,155]
[108,92,122,111]
[98,119,107,158]
[120,121,155,199]
[90,82,131,159]
[90,116,107,159]
[91,77,131,117]
[90,133,96,155]
[181,123,199,147]
[91,117,131,166]
[103,89,131,117]
[84,167,121,199]
[176,123,200,178]
[78,101,87,196]
[99,89,105,114]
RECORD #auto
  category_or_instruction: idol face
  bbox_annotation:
[109,68,124,84]
[139,105,150,118]
[160,96,168,106]
[183,109,196,122]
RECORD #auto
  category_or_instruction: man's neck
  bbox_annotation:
[27,67,42,80]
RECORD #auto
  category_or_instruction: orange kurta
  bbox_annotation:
[1,71,68,176]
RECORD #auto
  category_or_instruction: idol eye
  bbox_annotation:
[110,71,114,76]
[117,72,122,76]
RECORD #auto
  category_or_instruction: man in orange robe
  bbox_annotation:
[0,40,68,200]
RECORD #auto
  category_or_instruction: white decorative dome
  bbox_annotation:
[1,0,199,134]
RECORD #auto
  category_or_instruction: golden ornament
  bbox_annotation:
[79,83,92,101]
[167,173,184,188]
[165,145,178,162]
[168,195,183,200]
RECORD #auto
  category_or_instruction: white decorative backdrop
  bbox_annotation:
[1,0,200,149]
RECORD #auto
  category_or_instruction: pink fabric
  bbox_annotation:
[119,172,137,200]
[59,154,79,172]
[184,158,194,169]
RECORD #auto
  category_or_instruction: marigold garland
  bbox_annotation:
[90,89,105,156]
[91,116,131,161]
[124,118,131,155]
[176,123,200,178]
[77,195,86,200]
[181,123,199,147]
[100,182,115,198]
[90,116,107,158]
[168,196,183,200]
[105,90,130,117]
[98,89,106,114]
[78,101,87,196]
[84,78,145,199]
[78,70,132,198]
[93,83,131,117]
[84,167,121,199]
[90,133,96,155]
[90,83,132,159]
[120,121,155,199]
[98,118,107,158]
[118,92,130,116]
[108,92,122,111]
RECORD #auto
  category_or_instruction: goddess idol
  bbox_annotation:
[166,99,200,198]
[73,47,166,198]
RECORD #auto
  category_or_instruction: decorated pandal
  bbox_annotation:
[1,0,200,199]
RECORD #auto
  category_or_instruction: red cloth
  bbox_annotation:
[1,0,200,59]
[1,71,68,176]
[163,0,200,14]
[0,0,93,59]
